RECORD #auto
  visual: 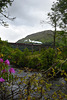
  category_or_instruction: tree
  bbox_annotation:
[0,0,15,26]
[48,3,60,48]
[56,0,67,31]
[48,0,67,47]
[54,0,67,46]
[0,0,13,10]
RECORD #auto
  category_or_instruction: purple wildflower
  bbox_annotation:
[9,68,15,74]
[0,77,5,83]
[0,58,3,63]
[5,59,10,66]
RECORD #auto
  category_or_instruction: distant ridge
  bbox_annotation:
[16,30,66,45]
[16,30,54,44]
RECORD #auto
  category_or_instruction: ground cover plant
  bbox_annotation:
[0,57,67,100]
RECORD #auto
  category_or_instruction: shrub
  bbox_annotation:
[57,46,67,60]
[17,52,29,67]
[1,46,11,60]
[40,48,55,70]
[10,48,28,67]
[61,62,67,71]
[23,48,29,56]
[56,60,67,71]
[28,57,41,69]
[61,47,67,59]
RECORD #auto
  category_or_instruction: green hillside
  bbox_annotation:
[17,30,53,43]
[16,30,67,46]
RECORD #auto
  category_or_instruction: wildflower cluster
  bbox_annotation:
[0,58,15,83]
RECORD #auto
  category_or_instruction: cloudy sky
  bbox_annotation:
[0,0,56,43]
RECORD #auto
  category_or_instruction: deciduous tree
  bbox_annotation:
[0,0,15,26]
[48,3,60,48]
[56,0,67,31]
[48,0,67,47]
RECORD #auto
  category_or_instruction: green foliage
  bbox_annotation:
[0,39,67,71]
[57,0,67,29]
[0,38,9,51]
[0,39,67,99]
[0,0,14,26]
[57,46,67,60]
[48,0,67,30]
[0,40,12,61]
[23,48,29,56]
[57,31,67,46]
[11,48,22,65]
[0,0,13,8]
[0,39,28,67]
[61,62,67,71]
[56,58,67,71]
[28,57,41,69]
[61,47,67,59]
[1,46,11,60]
[48,2,59,27]
[48,0,67,47]
[48,2,60,48]
[40,48,55,70]
[10,48,28,67]
[17,52,28,67]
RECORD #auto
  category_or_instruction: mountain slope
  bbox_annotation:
[17,30,54,44]
[16,30,67,46]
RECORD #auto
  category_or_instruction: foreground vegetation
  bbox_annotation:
[0,38,67,71]
[0,37,67,100]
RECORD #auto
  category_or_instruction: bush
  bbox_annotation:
[61,47,67,59]
[11,48,28,67]
[57,46,67,60]
[1,46,12,60]
[28,57,41,69]
[40,48,55,70]
[23,48,29,56]
[56,60,67,71]
[61,62,67,71]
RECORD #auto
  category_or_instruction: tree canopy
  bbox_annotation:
[48,0,67,31]
[0,0,13,12]
[48,2,60,48]
[48,0,67,47]
[56,0,67,30]
[0,0,14,26]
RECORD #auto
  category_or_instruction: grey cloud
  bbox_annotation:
[0,0,56,42]
[8,0,55,26]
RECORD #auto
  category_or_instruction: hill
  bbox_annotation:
[16,30,67,46]
[17,30,54,44]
